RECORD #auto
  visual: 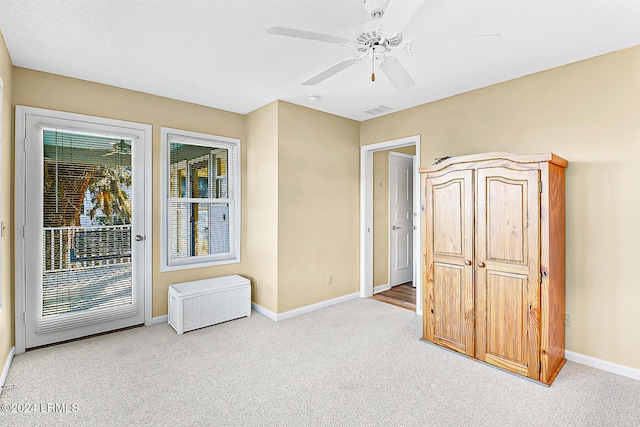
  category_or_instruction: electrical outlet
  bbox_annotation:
[564,313,572,327]
[327,275,334,286]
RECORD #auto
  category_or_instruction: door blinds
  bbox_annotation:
[39,130,136,332]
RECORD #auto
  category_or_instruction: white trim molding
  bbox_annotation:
[251,303,278,321]
[0,346,15,397]
[252,292,360,322]
[565,350,640,381]
[360,135,421,315]
[152,315,169,325]
[0,77,3,313]
[373,284,391,294]
[160,127,241,272]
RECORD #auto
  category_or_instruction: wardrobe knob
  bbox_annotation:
[465,260,472,266]
[478,262,486,268]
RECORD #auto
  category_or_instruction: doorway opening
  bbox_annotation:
[360,135,421,315]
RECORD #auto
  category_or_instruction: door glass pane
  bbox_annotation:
[42,130,133,317]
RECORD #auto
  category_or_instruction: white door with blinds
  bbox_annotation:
[18,108,150,349]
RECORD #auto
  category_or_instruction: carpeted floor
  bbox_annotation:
[1,298,639,426]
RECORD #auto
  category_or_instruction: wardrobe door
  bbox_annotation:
[475,167,540,379]
[424,170,475,356]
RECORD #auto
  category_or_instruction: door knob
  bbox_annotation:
[478,262,486,268]
[392,226,400,230]
[135,235,145,242]
[465,260,472,266]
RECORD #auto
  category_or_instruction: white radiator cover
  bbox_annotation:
[168,275,251,334]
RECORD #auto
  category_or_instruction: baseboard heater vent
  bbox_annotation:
[168,275,251,334]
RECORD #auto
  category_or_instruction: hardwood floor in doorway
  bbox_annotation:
[371,282,416,312]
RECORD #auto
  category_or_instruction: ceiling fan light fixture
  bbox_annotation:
[363,0,390,19]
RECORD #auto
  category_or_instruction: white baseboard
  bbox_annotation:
[252,292,360,322]
[373,284,390,294]
[278,292,360,321]
[151,315,168,325]
[251,303,277,321]
[1,346,15,397]
[565,350,640,381]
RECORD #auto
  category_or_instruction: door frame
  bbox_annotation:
[360,135,421,314]
[388,152,415,288]
[14,106,153,354]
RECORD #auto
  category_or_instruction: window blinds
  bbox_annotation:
[167,133,235,263]
[40,130,134,323]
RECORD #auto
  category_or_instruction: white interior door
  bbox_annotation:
[20,110,148,348]
[389,153,414,287]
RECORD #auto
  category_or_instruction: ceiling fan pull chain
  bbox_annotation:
[371,54,376,82]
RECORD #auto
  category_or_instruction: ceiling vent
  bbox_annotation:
[364,105,393,115]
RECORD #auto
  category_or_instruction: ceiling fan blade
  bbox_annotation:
[379,0,427,34]
[303,57,360,86]
[379,56,415,90]
[266,26,350,45]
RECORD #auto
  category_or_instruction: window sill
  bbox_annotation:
[160,256,240,272]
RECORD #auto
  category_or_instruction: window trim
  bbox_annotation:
[160,127,241,271]
[0,77,3,312]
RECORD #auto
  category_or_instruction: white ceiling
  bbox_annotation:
[0,0,639,121]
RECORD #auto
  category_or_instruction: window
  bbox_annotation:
[161,128,240,271]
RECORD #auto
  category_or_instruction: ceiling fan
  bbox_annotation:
[104,139,131,156]
[266,0,427,91]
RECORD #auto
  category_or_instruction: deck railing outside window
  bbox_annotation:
[43,225,132,272]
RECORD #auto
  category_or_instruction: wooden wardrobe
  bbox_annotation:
[419,152,567,385]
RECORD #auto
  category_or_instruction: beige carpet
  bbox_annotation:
[1,298,639,426]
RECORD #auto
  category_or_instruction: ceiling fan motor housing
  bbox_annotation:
[354,28,402,54]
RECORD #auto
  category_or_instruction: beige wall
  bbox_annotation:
[245,101,279,312]
[9,69,361,324]
[372,146,416,288]
[3,25,638,373]
[277,101,360,312]
[12,68,247,318]
[361,46,640,369]
[0,31,14,368]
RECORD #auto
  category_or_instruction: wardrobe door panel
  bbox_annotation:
[424,170,474,356]
[483,271,530,375]
[476,167,540,379]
